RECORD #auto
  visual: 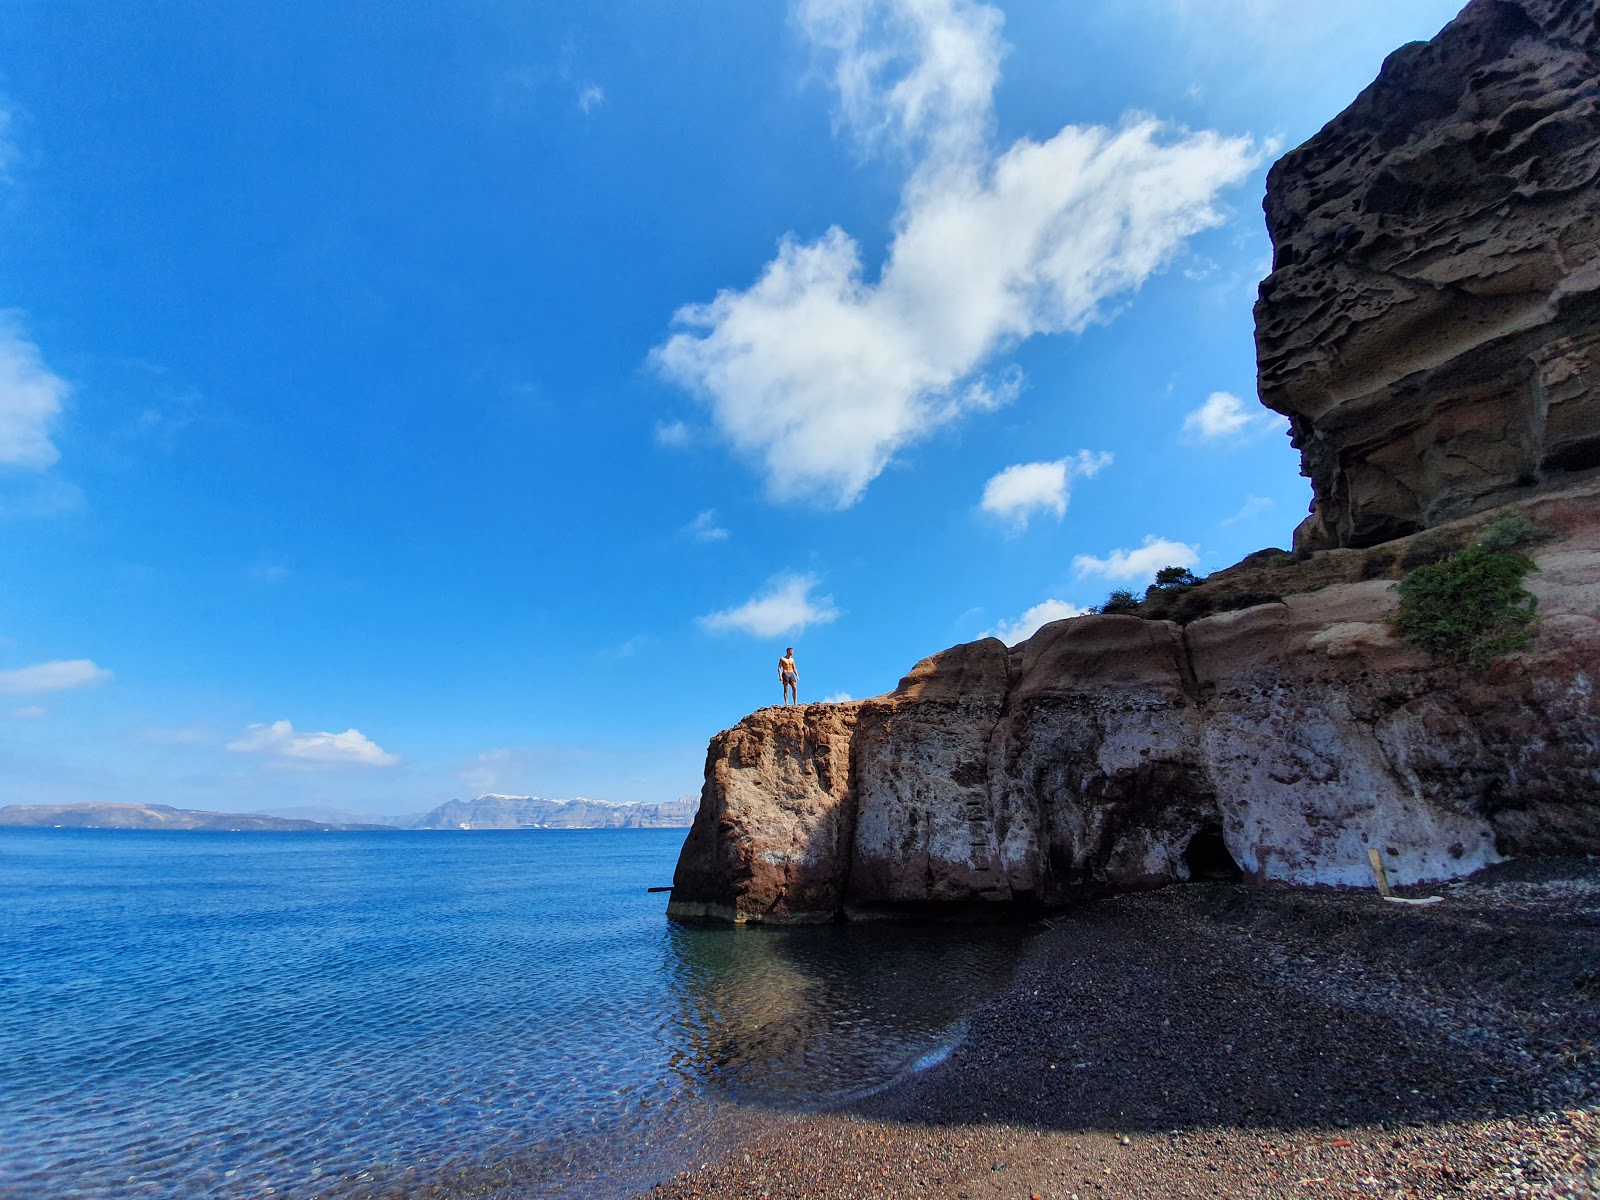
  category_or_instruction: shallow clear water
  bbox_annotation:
[0,829,1028,1199]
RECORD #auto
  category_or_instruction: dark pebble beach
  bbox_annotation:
[640,858,1600,1199]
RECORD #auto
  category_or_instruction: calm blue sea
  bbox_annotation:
[0,828,1028,1199]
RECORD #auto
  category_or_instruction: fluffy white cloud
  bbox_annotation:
[1074,535,1199,582]
[823,691,854,703]
[577,84,605,113]
[1183,390,1286,441]
[979,449,1110,529]
[0,317,69,470]
[0,659,111,694]
[227,720,399,767]
[653,0,1259,508]
[683,509,729,542]
[984,598,1089,645]
[699,573,840,637]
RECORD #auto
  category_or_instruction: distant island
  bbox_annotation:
[410,794,699,830]
[0,794,700,832]
[0,802,397,832]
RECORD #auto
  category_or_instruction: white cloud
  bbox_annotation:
[0,659,112,694]
[227,720,399,767]
[1074,535,1199,583]
[823,691,854,703]
[684,509,730,542]
[0,316,69,470]
[699,573,841,638]
[654,419,692,448]
[1182,390,1286,441]
[578,84,605,113]
[5,705,46,719]
[979,449,1110,529]
[984,598,1089,645]
[653,0,1259,508]
[1221,494,1274,526]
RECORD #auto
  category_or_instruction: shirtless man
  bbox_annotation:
[778,647,798,706]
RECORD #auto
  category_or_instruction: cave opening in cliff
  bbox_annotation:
[1184,825,1242,883]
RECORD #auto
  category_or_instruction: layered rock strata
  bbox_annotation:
[668,485,1600,922]
[1255,0,1600,551]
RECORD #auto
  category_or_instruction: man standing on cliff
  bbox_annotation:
[779,647,798,706]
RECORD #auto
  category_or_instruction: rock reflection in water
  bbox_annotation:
[663,921,1032,1106]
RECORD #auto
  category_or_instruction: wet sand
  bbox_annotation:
[640,858,1600,1199]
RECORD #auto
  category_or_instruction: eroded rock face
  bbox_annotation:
[669,486,1600,922]
[1255,0,1600,551]
[667,704,857,923]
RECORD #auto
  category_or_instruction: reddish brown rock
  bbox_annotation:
[668,703,857,923]
[1254,0,1600,550]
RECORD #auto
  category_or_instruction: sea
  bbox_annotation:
[0,828,1031,1199]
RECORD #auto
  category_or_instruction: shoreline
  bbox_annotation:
[639,858,1600,1198]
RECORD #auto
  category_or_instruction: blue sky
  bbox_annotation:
[0,0,1464,817]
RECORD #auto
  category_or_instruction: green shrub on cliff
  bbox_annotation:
[1098,588,1141,615]
[1391,525,1540,672]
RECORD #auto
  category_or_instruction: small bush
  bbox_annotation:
[1476,511,1549,552]
[1100,588,1141,615]
[1391,544,1538,672]
[1150,565,1202,591]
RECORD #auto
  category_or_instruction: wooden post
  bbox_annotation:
[1367,848,1393,898]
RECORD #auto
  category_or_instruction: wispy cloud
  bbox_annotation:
[227,720,398,768]
[699,573,840,637]
[577,84,606,113]
[245,561,293,585]
[983,598,1088,645]
[599,634,653,662]
[979,449,1110,531]
[0,102,16,181]
[1074,535,1199,583]
[0,659,112,694]
[654,419,692,448]
[653,0,1260,508]
[683,509,730,542]
[0,476,83,521]
[1221,494,1274,526]
[0,315,69,470]
[5,705,46,720]
[1183,390,1286,442]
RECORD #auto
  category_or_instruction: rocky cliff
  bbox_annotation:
[670,484,1600,922]
[669,0,1600,923]
[1255,0,1600,551]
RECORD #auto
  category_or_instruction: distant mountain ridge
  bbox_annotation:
[410,794,698,830]
[0,802,395,832]
[0,795,700,832]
